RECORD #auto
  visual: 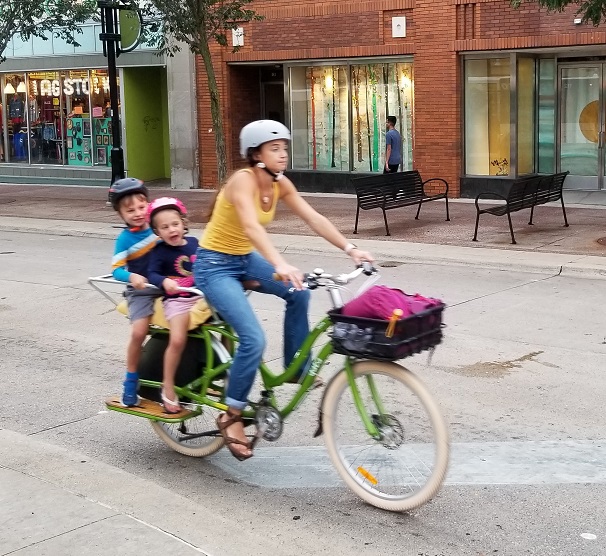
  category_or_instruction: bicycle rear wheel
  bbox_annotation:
[151,408,224,457]
[322,360,449,512]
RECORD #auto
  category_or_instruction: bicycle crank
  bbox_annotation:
[255,406,284,441]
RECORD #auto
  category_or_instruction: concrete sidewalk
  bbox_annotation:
[0,429,311,556]
[1,182,605,262]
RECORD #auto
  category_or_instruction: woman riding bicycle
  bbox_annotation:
[193,120,374,460]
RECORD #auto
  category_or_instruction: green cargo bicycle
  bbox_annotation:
[89,265,449,512]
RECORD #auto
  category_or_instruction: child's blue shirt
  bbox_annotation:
[111,227,158,283]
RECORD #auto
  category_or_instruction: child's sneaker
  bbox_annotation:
[122,375,139,406]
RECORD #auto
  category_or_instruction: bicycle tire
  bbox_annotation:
[322,360,449,512]
[150,409,224,457]
[150,340,230,458]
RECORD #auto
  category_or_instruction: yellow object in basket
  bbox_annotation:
[116,297,212,330]
[385,308,403,338]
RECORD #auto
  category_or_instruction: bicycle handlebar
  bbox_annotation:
[273,262,377,289]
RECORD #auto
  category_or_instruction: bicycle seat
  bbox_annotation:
[116,297,212,330]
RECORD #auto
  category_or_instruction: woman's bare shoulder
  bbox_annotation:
[277,175,298,198]
[224,168,257,201]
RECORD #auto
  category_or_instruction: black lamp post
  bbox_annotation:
[98,0,125,200]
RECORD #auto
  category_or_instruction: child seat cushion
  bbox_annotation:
[116,297,212,330]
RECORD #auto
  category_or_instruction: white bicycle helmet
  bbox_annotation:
[239,120,291,158]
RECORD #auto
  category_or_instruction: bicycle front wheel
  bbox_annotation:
[322,360,449,512]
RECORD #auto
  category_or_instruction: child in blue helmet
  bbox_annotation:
[109,178,158,406]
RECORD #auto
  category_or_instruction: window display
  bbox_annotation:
[289,61,413,173]
[464,58,511,176]
[0,68,119,167]
[1,73,27,163]
[290,65,349,171]
[351,62,413,173]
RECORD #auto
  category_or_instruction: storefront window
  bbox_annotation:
[290,65,350,171]
[0,68,118,167]
[351,62,413,173]
[465,58,511,175]
[537,59,556,173]
[1,73,27,163]
[28,71,63,164]
[289,61,413,173]
[518,58,535,175]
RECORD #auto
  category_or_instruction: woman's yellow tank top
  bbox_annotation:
[200,169,279,255]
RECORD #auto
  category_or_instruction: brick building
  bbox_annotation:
[196,0,606,197]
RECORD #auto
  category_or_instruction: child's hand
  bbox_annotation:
[129,273,147,289]
[162,278,180,295]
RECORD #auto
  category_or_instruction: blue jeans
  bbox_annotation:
[193,248,310,410]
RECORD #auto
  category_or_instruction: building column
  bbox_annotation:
[166,48,199,189]
[413,0,461,196]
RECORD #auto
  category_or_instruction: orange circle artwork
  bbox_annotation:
[579,100,599,143]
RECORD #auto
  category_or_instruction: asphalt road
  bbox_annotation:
[1,230,605,555]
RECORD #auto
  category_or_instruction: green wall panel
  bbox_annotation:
[123,66,169,181]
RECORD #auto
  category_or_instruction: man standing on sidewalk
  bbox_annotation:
[384,116,402,174]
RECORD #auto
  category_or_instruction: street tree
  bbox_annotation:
[137,0,263,184]
[0,0,97,63]
[511,0,606,25]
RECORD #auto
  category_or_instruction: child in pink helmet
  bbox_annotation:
[147,197,202,413]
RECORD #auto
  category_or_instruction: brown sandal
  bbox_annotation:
[216,410,253,461]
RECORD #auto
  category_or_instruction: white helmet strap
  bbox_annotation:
[257,162,284,181]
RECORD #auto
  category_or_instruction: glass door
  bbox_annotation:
[558,64,603,189]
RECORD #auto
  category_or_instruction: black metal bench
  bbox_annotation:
[352,170,450,236]
[472,171,569,244]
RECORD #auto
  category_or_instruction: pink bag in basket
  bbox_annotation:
[341,285,441,320]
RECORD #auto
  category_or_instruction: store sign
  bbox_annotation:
[31,77,111,97]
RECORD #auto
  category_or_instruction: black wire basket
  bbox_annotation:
[327,303,445,361]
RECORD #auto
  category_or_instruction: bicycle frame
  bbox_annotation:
[136,315,335,420]
[140,317,382,439]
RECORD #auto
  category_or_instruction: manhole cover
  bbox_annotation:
[377,260,404,268]
[597,237,606,246]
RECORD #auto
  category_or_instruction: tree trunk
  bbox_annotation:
[199,31,227,184]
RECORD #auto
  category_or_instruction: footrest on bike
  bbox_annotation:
[105,396,194,422]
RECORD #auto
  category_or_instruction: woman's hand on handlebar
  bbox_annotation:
[348,248,374,266]
[274,262,305,290]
